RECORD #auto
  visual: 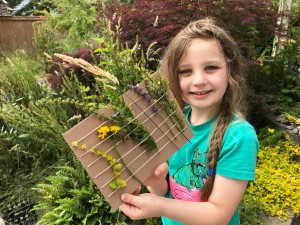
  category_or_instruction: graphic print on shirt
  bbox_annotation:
[169,149,208,202]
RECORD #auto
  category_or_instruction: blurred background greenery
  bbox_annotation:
[1,0,299,224]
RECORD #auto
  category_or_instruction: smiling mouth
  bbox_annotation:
[190,91,211,95]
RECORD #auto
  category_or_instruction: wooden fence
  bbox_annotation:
[0,16,41,55]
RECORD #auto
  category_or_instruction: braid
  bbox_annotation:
[201,106,232,201]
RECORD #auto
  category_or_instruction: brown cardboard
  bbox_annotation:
[63,80,193,210]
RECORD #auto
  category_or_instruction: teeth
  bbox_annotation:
[193,91,208,95]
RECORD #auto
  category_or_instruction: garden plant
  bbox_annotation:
[0,0,299,224]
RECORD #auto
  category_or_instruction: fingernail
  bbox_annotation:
[121,194,126,201]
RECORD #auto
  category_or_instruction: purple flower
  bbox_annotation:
[37,79,47,85]
[145,94,153,102]
[126,84,133,89]
[3,94,11,101]
[152,105,158,113]
[137,88,143,96]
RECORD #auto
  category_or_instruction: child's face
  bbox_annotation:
[178,38,229,118]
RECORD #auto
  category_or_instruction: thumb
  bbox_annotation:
[121,193,139,206]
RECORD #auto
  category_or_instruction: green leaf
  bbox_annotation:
[92,37,105,43]
[113,171,120,177]
[116,178,127,188]
[94,47,109,53]
[18,134,30,138]
[109,178,127,189]
[109,179,117,189]
[113,164,122,172]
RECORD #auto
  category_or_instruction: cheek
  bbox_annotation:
[218,81,229,96]
[217,73,229,91]
[179,77,187,91]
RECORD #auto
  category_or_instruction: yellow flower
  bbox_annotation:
[71,141,78,147]
[268,128,275,133]
[97,126,110,139]
[287,39,296,45]
[81,143,87,149]
[98,133,105,139]
[258,151,264,158]
[110,125,121,134]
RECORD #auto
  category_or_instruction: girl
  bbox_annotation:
[120,18,259,225]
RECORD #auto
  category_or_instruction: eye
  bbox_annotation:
[178,69,192,76]
[205,66,218,71]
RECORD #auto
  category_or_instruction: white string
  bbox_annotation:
[124,91,177,143]
[107,124,187,198]
[85,93,167,167]
[79,92,166,159]
[72,89,190,197]
[89,107,163,170]
[77,96,140,158]
[99,109,180,187]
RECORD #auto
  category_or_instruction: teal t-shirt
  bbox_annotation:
[162,106,259,225]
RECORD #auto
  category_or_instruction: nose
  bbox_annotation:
[192,70,207,86]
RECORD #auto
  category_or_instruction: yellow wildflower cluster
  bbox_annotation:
[245,131,300,220]
[284,112,300,125]
[71,141,78,147]
[268,128,275,133]
[97,125,121,139]
[71,141,88,150]
[90,147,126,189]
[70,140,126,189]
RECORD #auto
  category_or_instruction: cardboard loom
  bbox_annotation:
[63,80,194,210]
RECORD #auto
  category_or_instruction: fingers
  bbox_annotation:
[132,186,142,195]
[120,193,162,220]
[119,201,138,219]
[144,162,168,188]
[120,193,158,220]
[121,194,129,204]
[154,162,168,177]
[121,193,136,205]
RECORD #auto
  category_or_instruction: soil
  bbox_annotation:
[261,215,292,225]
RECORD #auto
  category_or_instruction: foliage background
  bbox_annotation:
[1,0,300,224]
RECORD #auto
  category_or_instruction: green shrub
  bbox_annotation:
[45,23,149,95]
[32,160,121,225]
[0,51,47,105]
[262,32,300,107]
[92,34,149,93]
[244,128,300,221]
[32,159,161,225]
[33,0,98,54]
[256,1,300,108]
[240,194,265,225]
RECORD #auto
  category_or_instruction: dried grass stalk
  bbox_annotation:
[54,53,119,85]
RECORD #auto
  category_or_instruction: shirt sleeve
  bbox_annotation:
[216,121,260,180]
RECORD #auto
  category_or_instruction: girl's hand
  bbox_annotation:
[144,162,169,196]
[144,162,168,187]
[130,162,168,197]
[120,193,162,220]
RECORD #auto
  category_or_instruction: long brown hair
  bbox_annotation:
[160,18,247,201]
